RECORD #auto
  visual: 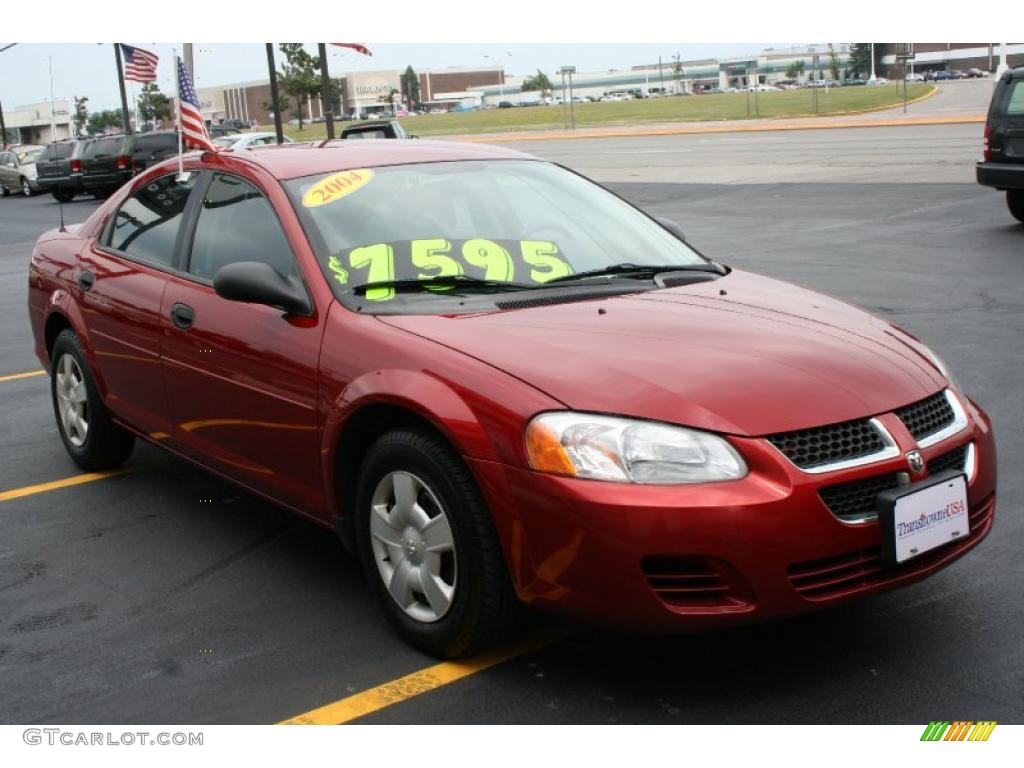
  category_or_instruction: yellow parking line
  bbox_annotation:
[0,469,128,503]
[0,370,46,383]
[279,624,573,725]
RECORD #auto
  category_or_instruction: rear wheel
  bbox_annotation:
[52,188,76,203]
[1,182,10,197]
[50,330,135,470]
[354,427,517,658]
[1008,190,1024,224]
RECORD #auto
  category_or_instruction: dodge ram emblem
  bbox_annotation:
[906,449,925,474]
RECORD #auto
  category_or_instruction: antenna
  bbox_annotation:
[49,55,66,233]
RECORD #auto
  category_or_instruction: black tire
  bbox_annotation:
[21,178,32,197]
[50,329,135,470]
[52,188,76,203]
[353,427,517,658]
[0,183,9,197]
[1008,190,1024,224]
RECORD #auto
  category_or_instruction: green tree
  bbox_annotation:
[137,83,172,126]
[87,109,124,135]
[785,60,806,80]
[72,96,89,137]
[829,45,840,81]
[672,53,684,93]
[401,66,421,108]
[278,43,320,129]
[262,95,291,123]
[378,88,400,116]
[849,44,882,78]
[520,69,553,97]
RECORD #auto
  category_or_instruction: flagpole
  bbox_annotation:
[113,44,133,134]
[173,48,184,180]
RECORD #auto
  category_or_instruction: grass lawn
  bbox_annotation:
[261,84,934,140]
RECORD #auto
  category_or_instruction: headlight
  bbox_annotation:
[525,412,747,484]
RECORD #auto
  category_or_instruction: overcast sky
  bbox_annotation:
[1,43,794,111]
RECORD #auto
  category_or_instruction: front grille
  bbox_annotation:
[896,391,955,441]
[788,494,994,600]
[767,419,886,470]
[641,556,750,611]
[818,472,903,522]
[928,443,969,475]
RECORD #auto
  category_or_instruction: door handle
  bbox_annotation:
[78,270,95,291]
[170,303,195,330]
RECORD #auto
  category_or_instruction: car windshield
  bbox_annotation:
[214,135,243,147]
[285,159,707,305]
[17,148,44,164]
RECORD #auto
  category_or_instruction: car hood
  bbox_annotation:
[378,269,945,436]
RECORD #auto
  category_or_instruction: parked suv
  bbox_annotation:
[80,131,179,198]
[977,66,1024,223]
[0,145,45,197]
[35,139,91,202]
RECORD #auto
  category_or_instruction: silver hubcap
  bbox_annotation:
[55,354,89,447]
[22,180,30,196]
[369,471,456,623]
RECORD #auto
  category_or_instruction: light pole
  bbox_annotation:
[484,50,511,105]
[995,42,1009,79]
[869,43,878,82]
[0,43,16,146]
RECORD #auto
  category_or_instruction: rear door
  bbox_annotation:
[0,152,13,190]
[35,144,64,180]
[989,76,1024,163]
[78,172,199,435]
[159,171,325,514]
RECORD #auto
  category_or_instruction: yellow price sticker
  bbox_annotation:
[302,169,374,208]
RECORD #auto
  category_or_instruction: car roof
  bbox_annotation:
[234,139,536,180]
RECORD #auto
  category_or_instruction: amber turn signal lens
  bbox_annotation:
[526,420,577,476]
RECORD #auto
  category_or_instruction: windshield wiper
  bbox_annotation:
[352,274,536,296]
[545,261,726,284]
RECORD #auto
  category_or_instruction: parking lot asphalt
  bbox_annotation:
[1,125,1022,724]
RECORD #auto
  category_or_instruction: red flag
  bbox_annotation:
[331,43,372,56]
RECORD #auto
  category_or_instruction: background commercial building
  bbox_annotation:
[1,100,72,144]
[879,43,1023,76]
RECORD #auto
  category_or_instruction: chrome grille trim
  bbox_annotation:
[917,390,969,448]
[768,417,900,474]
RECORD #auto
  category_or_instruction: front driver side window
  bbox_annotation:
[187,173,298,282]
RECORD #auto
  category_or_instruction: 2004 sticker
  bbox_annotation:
[302,169,374,208]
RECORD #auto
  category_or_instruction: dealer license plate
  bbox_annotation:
[882,474,969,564]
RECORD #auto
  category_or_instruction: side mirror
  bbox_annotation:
[213,261,312,316]
[656,217,686,242]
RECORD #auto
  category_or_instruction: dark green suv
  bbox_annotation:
[977,66,1024,223]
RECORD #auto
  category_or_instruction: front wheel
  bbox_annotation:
[1008,190,1024,224]
[354,427,517,658]
[21,178,32,197]
[50,330,135,470]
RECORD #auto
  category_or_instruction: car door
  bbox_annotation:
[0,152,14,190]
[78,172,199,436]
[159,171,325,514]
[998,78,1024,162]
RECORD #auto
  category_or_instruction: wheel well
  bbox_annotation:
[44,313,72,361]
[333,404,450,528]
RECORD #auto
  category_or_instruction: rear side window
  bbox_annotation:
[1006,81,1024,116]
[108,174,197,267]
[188,173,297,282]
[133,133,177,155]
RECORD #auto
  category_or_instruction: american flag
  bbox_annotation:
[120,44,159,83]
[176,57,217,152]
[331,43,372,56]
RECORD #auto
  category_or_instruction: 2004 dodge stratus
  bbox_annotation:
[28,140,996,657]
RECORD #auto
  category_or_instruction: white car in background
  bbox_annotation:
[905,72,926,83]
[213,132,294,150]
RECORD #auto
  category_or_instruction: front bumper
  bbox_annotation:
[976,161,1024,190]
[471,398,996,632]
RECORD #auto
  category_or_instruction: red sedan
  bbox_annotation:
[28,140,996,657]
